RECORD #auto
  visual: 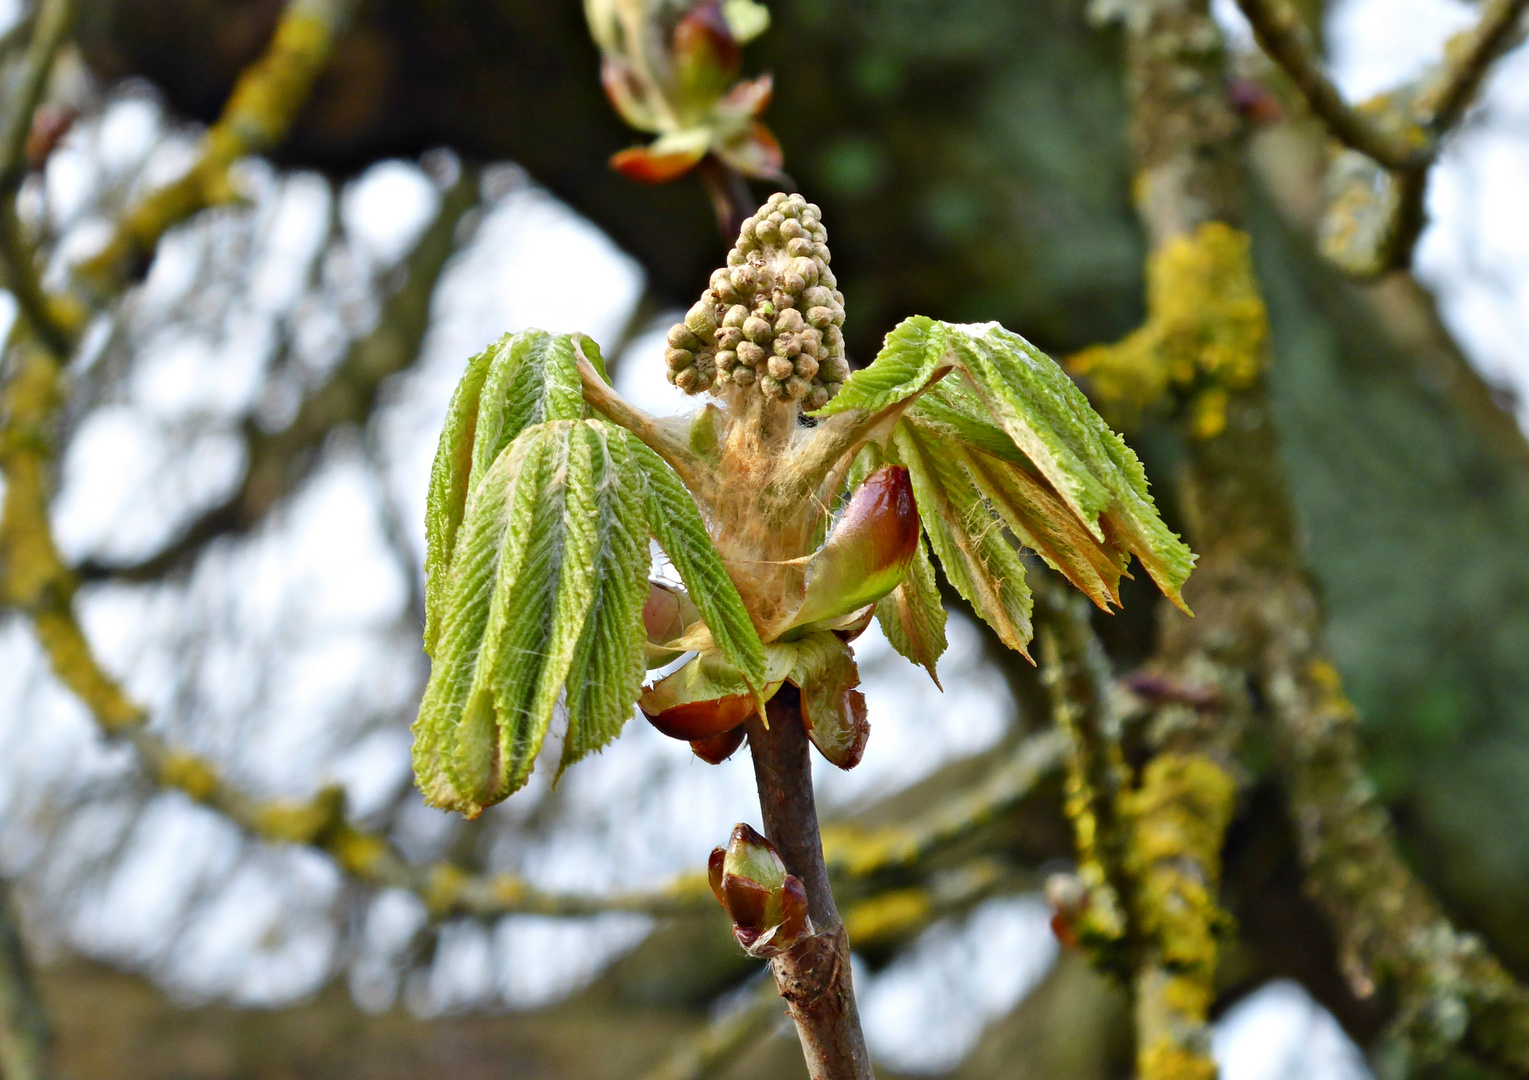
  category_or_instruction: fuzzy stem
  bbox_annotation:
[745,689,874,1080]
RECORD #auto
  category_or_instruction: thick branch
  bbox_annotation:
[745,691,872,1080]
[1111,0,1529,1071]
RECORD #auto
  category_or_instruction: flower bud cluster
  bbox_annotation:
[665,192,849,409]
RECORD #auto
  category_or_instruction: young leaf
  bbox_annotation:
[413,424,557,815]
[423,342,495,654]
[423,329,605,654]
[414,420,654,816]
[913,418,1125,611]
[890,423,1034,658]
[814,316,1194,612]
[634,442,767,690]
[946,322,1193,609]
[558,424,653,776]
[873,532,947,687]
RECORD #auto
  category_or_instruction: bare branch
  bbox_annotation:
[0,0,80,358]
[0,880,54,1080]
[640,981,784,1080]
[745,692,873,1080]
[76,165,481,583]
[1234,0,1429,169]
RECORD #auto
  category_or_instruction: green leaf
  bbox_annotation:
[423,330,603,653]
[559,424,653,776]
[923,422,1126,612]
[413,419,654,816]
[814,316,1194,611]
[413,424,557,815]
[815,316,951,418]
[874,531,948,687]
[635,443,768,691]
[423,343,495,654]
[469,330,588,493]
[890,423,1034,658]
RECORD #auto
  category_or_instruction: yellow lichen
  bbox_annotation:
[1069,221,1268,438]
[1139,1041,1219,1080]
[1125,753,1238,1080]
[425,863,470,915]
[820,824,920,877]
[254,786,344,844]
[332,829,389,876]
[843,889,932,945]
[158,751,220,802]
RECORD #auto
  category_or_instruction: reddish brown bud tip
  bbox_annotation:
[690,723,747,764]
[708,847,727,907]
[644,693,755,741]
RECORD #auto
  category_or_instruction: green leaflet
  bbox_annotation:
[814,316,1194,611]
[636,442,768,691]
[423,330,606,653]
[874,532,947,687]
[414,417,764,816]
[559,427,650,776]
[890,423,1034,659]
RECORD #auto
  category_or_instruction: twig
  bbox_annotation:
[745,690,873,1080]
[0,880,53,1080]
[1413,0,1529,133]
[0,0,75,189]
[820,728,1065,880]
[75,165,482,583]
[70,0,362,299]
[640,980,785,1080]
[0,0,79,359]
[1233,0,1427,169]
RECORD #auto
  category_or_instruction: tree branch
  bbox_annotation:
[745,690,873,1080]
[0,0,81,359]
[76,164,481,583]
[1233,0,1429,170]
[0,880,54,1080]
[1099,0,1529,1071]
[69,0,363,299]
[640,980,784,1080]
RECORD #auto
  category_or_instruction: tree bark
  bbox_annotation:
[746,688,874,1080]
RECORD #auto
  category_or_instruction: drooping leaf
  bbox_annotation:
[890,423,1034,658]
[414,424,556,815]
[934,429,1125,611]
[423,329,606,653]
[813,316,1194,612]
[787,632,868,770]
[635,442,768,690]
[415,420,652,815]
[423,343,495,653]
[874,531,947,687]
[558,424,653,776]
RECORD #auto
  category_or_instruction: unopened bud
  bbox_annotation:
[709,824,814,957]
